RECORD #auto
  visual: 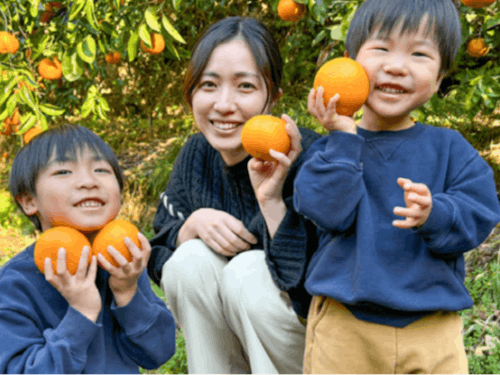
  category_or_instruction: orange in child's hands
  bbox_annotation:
[92,220,141,267]
[34,226,92,275]
[241,115,291,162]
[313,57,370,116]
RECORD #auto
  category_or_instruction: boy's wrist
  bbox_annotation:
[111,284,137,307]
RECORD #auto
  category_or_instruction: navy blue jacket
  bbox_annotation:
[294,123,500,327]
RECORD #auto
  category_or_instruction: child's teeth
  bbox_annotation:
[79,201,102,207]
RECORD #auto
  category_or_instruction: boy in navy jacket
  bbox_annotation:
[0,124,176,373]
[294,0,500,373]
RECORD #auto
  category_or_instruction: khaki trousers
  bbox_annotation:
[304,296,468,374]
[161,239,306,374]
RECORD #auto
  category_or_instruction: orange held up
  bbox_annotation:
[241,115,291,162]
[313,57,370,116]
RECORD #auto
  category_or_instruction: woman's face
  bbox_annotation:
[191,39,271,166]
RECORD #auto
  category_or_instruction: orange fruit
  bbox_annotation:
[460,0,495,8]
[467,38,490,57]
[140,33,165,55]
[313,57,370,116]
[34,226,92,275]
[1,109,19,136]
[278,0,306,22]
[0,31,20,54]
[241,115,291,161]
[24,126,44,144]
[38,57,63,80]
[2,152,7,160]
[92,220,141,267]
[1,122,13,136]
[105,51,121,64]
[39,10,54,23]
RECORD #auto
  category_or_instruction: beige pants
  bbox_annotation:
[161,239,307,374]
[304,296,469,374]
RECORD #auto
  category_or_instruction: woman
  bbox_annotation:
[147,17,321,374]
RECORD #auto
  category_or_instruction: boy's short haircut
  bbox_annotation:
[345,0,461,75]
[9,124,124,231]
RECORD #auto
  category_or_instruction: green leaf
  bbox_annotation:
[19,114,37,134]
[173,0,182,11]
[40,104,65,116]
[20,86,37,110]
[128,31,140,62]
[84,0,99,31]
[77,35,97,64]
[80,97,93,118]
[30,0,40,18]
[69,0,86,21]
[62,51,84,82]
[312,29,327,46]
[145,7,161,32]
[100,97,110,111]
[139,24,152,47]
[164,37,180,60]
[161,15,186,44]
[6,95,18,118]
[330,25,344,41]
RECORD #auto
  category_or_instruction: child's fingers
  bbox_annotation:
[86,255,98,281]
[392,218,418,229]
[269,149,292,167]
[405,182,431,197]
[406,192,432,207]
[44,257,55,280]
[105,245,129,268]
[137,232,152,260]
[124,237,142,259]
[56,247,69,280]
[75,246,91,278]
[393,206,422,218]
[397,177,412,189]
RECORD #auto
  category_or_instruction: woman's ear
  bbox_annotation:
[17,194,39,216]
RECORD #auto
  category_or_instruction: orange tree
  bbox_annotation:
[0,0,187,142]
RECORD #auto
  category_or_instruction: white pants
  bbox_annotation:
[161,239,306,374]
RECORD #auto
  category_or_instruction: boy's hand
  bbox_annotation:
[308,87,357,134]
[393,178,432,229]
[97,232,151,307]
[45,246,102,322]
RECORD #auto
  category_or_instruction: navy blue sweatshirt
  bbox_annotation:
[0,244,176,373]
[148,128,322,318]
[294,123,500,327]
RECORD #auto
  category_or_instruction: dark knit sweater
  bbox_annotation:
[148,127,322,318]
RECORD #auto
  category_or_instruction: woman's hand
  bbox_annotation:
[308,87,357,134]
[177,208,258,257]
[248,114,302,237]
[97,232,151,307]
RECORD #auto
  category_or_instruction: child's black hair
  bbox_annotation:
[9,124,124,231]
[345,0,461,75]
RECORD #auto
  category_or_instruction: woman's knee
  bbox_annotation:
[161,239,224,293]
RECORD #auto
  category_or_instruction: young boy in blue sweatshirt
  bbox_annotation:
[0,124,176,374]
[294,0,500,373]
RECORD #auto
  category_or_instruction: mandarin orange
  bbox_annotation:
[92,220,141,267]
[34,226,92,275]
[241,115,291,161]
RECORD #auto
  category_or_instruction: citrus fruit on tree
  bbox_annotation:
[0,31,19,54]
[460,0,496,8]
[140,33,165,55]
[23,126,44,144]
[467,38,490,57]
[313,57,370,116]
[92,219,141,267]
[38,57,63,80]
[241,115,291,161]
[277,0,306,22]
[105,51,121,64]
[34,226,92,275]
[1,109,19,136]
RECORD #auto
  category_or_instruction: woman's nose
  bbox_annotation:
[213,86,237,113]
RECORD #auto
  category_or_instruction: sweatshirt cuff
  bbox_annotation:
[49,306,100,357]
[112,287,158,337]
[414,194,455,248]
[324,131,365,164]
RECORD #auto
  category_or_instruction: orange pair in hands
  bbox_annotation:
[34,220,140,275]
